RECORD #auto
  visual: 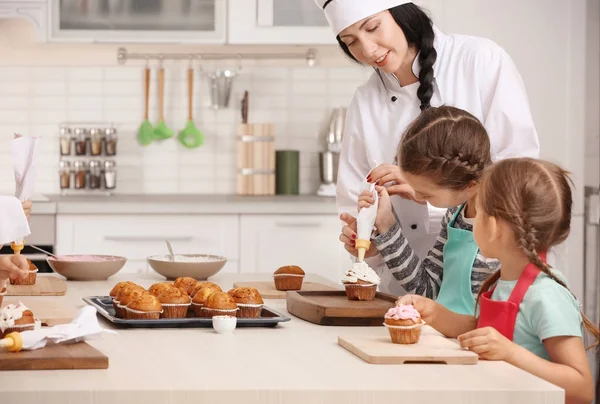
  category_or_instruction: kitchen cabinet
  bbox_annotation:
[227,0,335,45]
[0,1,47,41]
[239,215,347,284]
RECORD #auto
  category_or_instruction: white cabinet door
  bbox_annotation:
[239,215,347,284]
[49,0,227,43]
[228,0,335,45]
[56,214,239,275]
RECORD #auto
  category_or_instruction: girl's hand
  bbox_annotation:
[357,186,395,234]
[0,255,29,282]
[368,164,425,205]
[457,327,518,361]
[22,200,32,220]
[338,213,378,258]
[395,294,438,324]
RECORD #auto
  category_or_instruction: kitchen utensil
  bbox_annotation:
[28,244,62,260]
[232,281,339,299]
[0,342,108,370]
[319,151,339,185]
[146,254,227,280]
[178,66,204,149]
[208,69,236,109]
[46,255,127,281]
[241,90,249,124]
[333,107,346,146]
[165,240,175,261]
[338,326,478,365]
[5,276,67,296]
[153,65,173,140]
[137,66,154,146]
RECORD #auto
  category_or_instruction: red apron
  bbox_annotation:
[477,253,545,341]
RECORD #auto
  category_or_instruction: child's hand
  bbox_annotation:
[339,213,379,258]
[457,327,517,361]
[0,255,29,282]
[357,186,396,234]
[22,200,32,220]
[396,294,438,324]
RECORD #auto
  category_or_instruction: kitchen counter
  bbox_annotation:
[34,194,337,215]
[0,273,563,404]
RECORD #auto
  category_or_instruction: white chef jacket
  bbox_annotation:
[337,27,540,295]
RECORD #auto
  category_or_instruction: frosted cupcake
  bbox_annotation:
[0,302,39,338]
[383,304,424,344]
[341,261,380,301]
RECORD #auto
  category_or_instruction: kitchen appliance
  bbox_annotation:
[317,108,345,197]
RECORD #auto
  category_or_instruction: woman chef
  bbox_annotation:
[315,0,541,294]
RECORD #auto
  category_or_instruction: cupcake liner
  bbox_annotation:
[273,274,304,291]
[124,307,163,320]
[10,269,38,286]
[112,299,126,318]
[237,303,263,318]
[383,322,424,344]
[191,302,206,317]
[201,307,239,318]
[0,320,40,339]
[0,289,6,308]
[160,302,191,319]
[344,283,377,301]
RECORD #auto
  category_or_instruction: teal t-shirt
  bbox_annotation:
[490,270,582,360]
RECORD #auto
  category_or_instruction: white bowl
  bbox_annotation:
[47,255,127,281]
[146,254,227,280]
[212,315,237,334]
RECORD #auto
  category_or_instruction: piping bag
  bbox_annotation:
[355,179,379,262]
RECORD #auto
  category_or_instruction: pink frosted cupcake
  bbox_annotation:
[9,260,38,286]
[383,304,424,344]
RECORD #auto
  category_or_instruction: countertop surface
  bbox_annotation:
[0,273,563,404]
[32,194,338,215]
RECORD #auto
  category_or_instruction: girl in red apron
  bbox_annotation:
[398,158,599,404]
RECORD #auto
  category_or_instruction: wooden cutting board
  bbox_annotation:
[0,342,108,370]
[286,290,396,326]
[338,326,478,365]
[6,276,67,296]
[233,281,339,299]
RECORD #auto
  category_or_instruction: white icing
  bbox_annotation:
[0,301,32,332]
[356,181,378,241]
[341,261,381,285]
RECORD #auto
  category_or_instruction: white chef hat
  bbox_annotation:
[315,0,412,36]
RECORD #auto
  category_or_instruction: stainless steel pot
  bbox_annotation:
[319,151,339,185]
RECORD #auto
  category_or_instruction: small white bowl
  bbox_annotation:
[212,315,237,334]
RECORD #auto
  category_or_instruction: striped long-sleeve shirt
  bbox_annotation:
[373,206,500,299]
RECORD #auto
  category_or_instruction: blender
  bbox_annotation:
[317,108,345,197]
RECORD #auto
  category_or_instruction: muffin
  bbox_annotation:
[157,288,191,319]
[191,284,221,317]
[0,302,38,338]
[190,281,221,298]
[125,294,163,320]
[383,304,424,344]
[148,282,176,297]
[110,281,139,314]
[116,287,148,319]
[341,261,380,301]
[228,287,264,318]
[201,291,238,318]
[173,277,198,296]
[273,265,305,291]
[9,259,39,286]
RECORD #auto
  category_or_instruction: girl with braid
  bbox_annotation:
[314,0,539,295]
[351,106,498,315]
[398,157,599,404]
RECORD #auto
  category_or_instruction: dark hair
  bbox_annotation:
[336,3,437,111]
[398,106,492,190]
[475,158,599,348]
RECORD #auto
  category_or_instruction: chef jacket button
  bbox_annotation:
[410,224,417,230]
[391,96,397,102]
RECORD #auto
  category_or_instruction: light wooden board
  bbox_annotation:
[232,281,339,299]
[6,276,67,296]
[0,342,108,370]
[338,326,478,365]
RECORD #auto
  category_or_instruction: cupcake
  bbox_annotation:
[228,287,264,318]
[173,277,198,296]
[191,284,221,317]
[10,259,39,286]
[341,261,380,301]
[125,294,163,320]
[273,265,305,291]
[0,302,38,338]
[383,304,424,344]
[157,288,191,319]
[201,291,238,318]
[110,281,139,314]
[148,282,176,297]
[116,287,148,319]
[190,281,221,298]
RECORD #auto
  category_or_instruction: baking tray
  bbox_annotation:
[83,296,291,328]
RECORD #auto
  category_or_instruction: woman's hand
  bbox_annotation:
[368,164,425,204]
[395,294,438,324]
[0,255,29,282]
[357,186,396,234]
[338,213,378,258]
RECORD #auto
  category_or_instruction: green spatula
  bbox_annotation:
[137,66,154,146]
[153,66,173,141]
[178,66,204,149]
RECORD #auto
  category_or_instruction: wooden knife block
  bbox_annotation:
[236,123,275,196]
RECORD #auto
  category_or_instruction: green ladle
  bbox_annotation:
[153,66,173,141]
[178,66,203,149]
[137,66,154,146]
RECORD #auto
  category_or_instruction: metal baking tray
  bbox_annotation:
[83,296,291,328]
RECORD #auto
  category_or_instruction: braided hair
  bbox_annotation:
[336,3,437,111]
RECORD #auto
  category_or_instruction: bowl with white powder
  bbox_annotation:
[47,255,127,281]
[146,254,227,280]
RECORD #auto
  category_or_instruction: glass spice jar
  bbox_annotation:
[89,160,102,189]
[90,128,103,156]
[104,127,117,156]
[59,127,72,156]
[74,128,88,156]
[103,160,116,190]
[59,161,71,189]
[74,161,88,189]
